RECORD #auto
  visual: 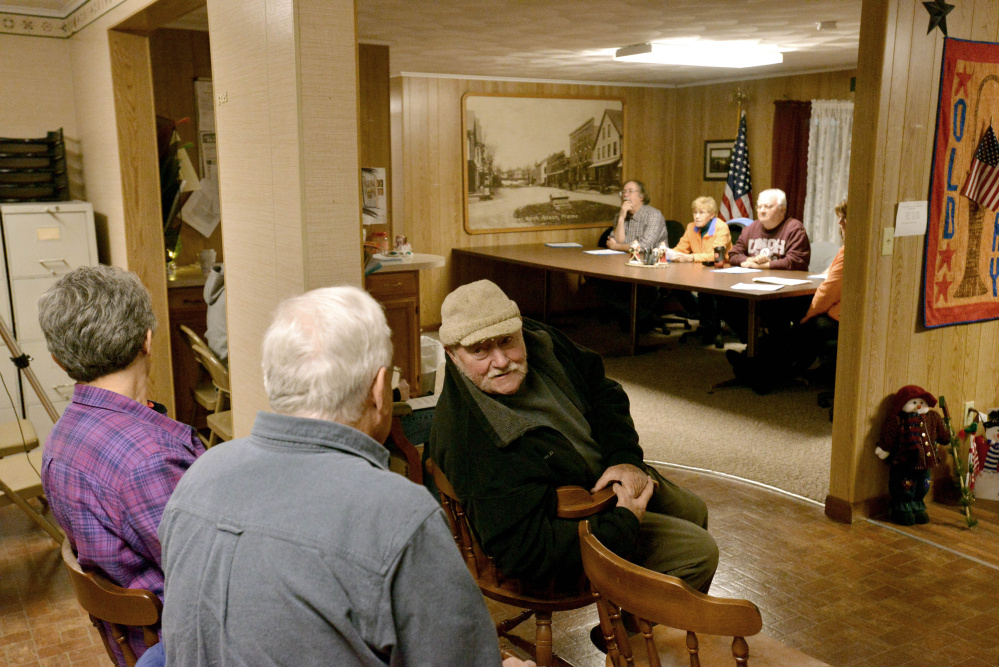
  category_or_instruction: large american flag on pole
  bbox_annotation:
[720,111,753,221]
[960,123,999,210]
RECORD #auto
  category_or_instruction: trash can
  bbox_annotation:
[420,336,445,395]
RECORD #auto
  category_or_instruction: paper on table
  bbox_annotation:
[712,266,762,273]
[406,394,439,411]
[585,249,626,255]
[545,242,583,248]
[752,276,813,286]
[809,273,828,280]
[731,282,783,292]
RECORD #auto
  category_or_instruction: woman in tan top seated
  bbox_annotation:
[670,196,732,344]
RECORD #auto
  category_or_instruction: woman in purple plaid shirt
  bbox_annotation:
[38,265,205,666]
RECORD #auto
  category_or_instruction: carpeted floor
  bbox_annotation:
[553,313,834,503]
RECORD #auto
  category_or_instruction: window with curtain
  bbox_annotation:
[803,100,854,243]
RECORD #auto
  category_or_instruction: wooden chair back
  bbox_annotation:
[61,539,162,667]
[579,520,763,667]
[191,342,232,446]
[177,324,208,352]
[424,457,613,666]
[192,342,230,396]
[177,325,219,436]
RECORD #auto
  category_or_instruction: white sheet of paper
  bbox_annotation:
[181,175,221,238]
[809,273,828,280]
[752,277,813,286]
[712,266,762,274]
[894,200,928,237]
[546,242,583,248]
[731,282,783,292]
[585,249,626,255]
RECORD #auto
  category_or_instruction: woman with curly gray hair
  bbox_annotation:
[38,265,204,667]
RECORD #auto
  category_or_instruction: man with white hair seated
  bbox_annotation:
[721,188,813,358]
[159,286,532,666]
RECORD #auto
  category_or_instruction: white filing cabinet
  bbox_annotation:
[0,202,98,443]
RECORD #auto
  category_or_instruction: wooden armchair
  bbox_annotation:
[177,325,220,439]
[425,457,614,667]
[579,520,763,667]
[191,342,232,447]
[61,539,162,667]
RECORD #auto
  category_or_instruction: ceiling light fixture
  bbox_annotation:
[614,41,783,69]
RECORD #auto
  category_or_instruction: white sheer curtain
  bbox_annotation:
[803,100,854,243]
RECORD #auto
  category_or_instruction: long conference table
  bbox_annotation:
[453,244,819,357]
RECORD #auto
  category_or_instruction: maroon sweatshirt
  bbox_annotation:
[727,217,811,270]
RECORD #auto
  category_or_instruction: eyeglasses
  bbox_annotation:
[619,188,640,197]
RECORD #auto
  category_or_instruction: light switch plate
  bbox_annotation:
[881,227,894,256]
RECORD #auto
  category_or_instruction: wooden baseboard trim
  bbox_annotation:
[824,494,890,524]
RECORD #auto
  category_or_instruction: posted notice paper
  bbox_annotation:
[895,200,928,237]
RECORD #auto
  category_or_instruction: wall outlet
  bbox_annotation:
[964,400,976,421]
[881,227,894,256]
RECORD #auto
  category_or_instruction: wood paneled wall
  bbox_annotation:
[359,43,392,239]
[668,71,855,224]
[393,77,675,326]
[828,0,999,520]
[393,71,857,327]
[149,28,223,267]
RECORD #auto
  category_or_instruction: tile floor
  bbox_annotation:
[2,467,997,666]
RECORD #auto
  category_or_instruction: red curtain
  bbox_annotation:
[771,100,812,221]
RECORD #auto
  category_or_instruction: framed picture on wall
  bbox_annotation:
[462,93,625,234]
[704,140,735,181]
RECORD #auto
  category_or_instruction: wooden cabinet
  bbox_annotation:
[366,270,421,395]
[168,284,208,428]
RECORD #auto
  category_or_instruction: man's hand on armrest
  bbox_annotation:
[612,480,654,522]
[591,462,650,498]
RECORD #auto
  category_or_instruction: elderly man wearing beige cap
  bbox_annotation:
[427,280,718,625]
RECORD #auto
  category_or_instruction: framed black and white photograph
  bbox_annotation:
[463,93,625,234]
[703,140,735,181]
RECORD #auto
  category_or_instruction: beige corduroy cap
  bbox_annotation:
[439,279,522,347]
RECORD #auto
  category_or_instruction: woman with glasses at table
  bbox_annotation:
[604,179,669,252]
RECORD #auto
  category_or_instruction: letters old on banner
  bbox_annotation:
[927,37,999,327]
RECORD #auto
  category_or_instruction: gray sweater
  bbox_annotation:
[159,412,501,666]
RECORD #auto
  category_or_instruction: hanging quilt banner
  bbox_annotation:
[926,37,999,328]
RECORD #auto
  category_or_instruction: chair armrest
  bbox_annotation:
[556,486,616,518]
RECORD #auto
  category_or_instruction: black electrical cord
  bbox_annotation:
[0,352,42,480]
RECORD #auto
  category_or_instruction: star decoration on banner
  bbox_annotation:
[923,0,955,37]
[938,245,956,271]
[954,68,972,97]
[936,276,953,302]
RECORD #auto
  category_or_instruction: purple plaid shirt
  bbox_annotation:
[42,384,204,664]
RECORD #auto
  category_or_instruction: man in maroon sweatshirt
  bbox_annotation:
[727,189,811,270]
[721,189,813,380]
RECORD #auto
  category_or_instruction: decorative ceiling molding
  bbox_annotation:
[0,0,125,38]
